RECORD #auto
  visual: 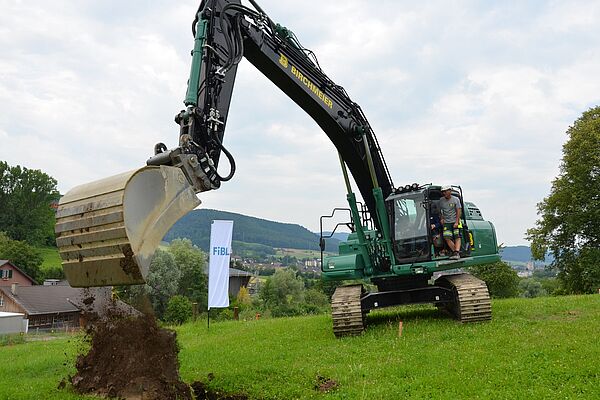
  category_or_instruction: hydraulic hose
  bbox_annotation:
[213,136,236,182]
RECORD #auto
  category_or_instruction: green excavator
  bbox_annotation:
[55,0,500,337]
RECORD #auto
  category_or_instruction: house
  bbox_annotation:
[228,268,253,297]
[0,283,135,331]
[0,284,82,331]
[0,260,36,287]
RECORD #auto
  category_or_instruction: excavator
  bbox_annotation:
[55,0,500,337]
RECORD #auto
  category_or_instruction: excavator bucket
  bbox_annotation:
[55,166,200,287]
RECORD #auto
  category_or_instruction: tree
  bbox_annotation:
[0,232,43,282]
[169,238,208,309]
[121,249,181,318]
[519,278,547,298]
[469,262,520,298]
[39,265,65,281]
[0,161,59,246]
[164,295,193,325]
[259,268,305,316]
[303,288,329,314]
[526,107,600,294]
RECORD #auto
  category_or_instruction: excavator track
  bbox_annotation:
[435,273,491,322]
[331,285,365,338]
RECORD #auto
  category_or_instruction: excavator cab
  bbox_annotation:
[388,185,473,263]
[55,166,200,287]
[389,189,430,262]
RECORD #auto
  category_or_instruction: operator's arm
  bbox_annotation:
[454,200,462,228]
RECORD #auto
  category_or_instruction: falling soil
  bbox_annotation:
[70,295,191,400]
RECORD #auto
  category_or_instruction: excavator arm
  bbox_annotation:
[148,0,393,220]
[56,0,395,287]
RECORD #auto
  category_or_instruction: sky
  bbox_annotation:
[1,0,599,245]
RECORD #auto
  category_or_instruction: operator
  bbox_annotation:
[439,185,462,260]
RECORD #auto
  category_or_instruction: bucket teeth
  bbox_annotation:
[55,166,200,287]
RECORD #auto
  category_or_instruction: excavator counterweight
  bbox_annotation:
[55,166,200,287]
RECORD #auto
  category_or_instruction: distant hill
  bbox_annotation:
[165,210,551,264]
[164,209,340,253]
[322,231,350,242]
[500,245,553,264]
[500,246,532,263]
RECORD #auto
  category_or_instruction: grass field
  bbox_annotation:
[275,248,327,259]
[0,295,598,399]
[36,246,61,272]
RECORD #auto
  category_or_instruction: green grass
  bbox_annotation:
[176,295,600,399]
[36,246,61,271]
[0,335,84,399]
[275,248,331,259]
[0,295,599,399]
[0,334,26,346]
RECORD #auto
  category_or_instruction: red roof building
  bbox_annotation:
[0,260,36,287]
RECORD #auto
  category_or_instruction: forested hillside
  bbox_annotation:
[165,209,547,261]
[164,209,339,252]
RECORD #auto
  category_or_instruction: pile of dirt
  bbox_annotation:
[70,306,191,400]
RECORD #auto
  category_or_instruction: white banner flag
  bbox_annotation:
[208,220,233,309]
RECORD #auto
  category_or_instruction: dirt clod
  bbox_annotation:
[82,296,95,306]
[315,375,338,393]
[71,307,191,400]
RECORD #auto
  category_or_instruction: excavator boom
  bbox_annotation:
[56,0,394,287]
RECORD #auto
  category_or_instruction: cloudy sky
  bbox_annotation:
[1,0,599,245]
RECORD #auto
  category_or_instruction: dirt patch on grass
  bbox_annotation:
[68,292,191,400]
[541,309,583,322]
[191,380,249,400]
[315,375,338,393]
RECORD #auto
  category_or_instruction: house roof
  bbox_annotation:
[0,286,138,318]
[0,311,25,318]
[202,266,254,277]
[0,260,37,284]
[229,268,253,277]
[0,285,81,315]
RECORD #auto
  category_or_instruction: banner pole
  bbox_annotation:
[207,309,210,330]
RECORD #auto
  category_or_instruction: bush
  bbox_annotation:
[259,269,305,317]
[39,264,65,281]
[469,262,520,298]
[519,278,548,298]
[236,286,252,306]
[539,277,561,295]
[0,334,25,346]
[210,308,234,321]
[303,288,329,314]
[164,295,193,325]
